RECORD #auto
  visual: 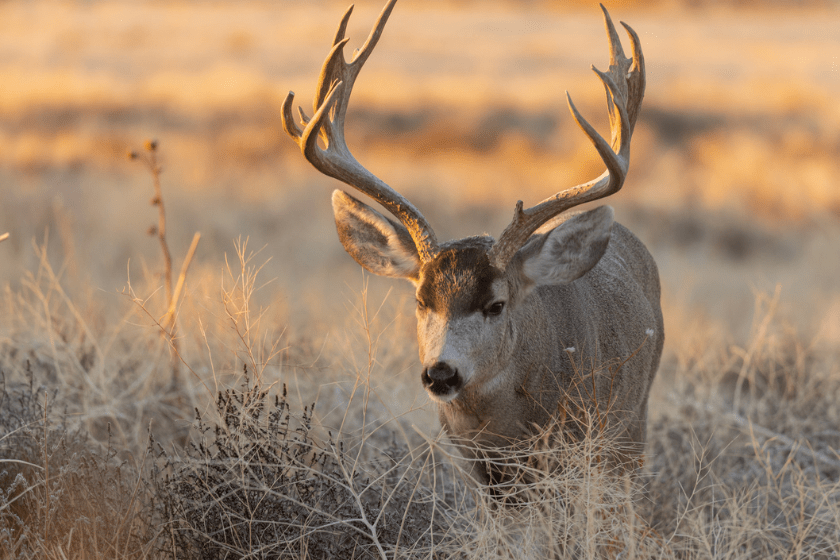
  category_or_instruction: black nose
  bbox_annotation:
[422,361,460,392]
[427,362,456,382]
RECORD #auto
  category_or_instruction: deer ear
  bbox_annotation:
[519,206,614,286]
[332,190,421,280]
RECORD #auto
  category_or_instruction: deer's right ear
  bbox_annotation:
[331,190,421,281]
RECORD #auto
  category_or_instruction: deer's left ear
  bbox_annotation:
[331,190,422,281]
[518,206,614,286]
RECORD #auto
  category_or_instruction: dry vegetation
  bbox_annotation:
[2,0,840,558]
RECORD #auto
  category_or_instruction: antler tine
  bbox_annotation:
[620,20,645,132]
[488,5,645,270]
[313,0,398,138]
[281,91,302,140]
[591,66,630,155]
[280,0,439,263]
[332,5,354,47]
[601,3,626,66]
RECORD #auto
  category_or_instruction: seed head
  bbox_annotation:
[144,139,158,152]
[147,225,158,236]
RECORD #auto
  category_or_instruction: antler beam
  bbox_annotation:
[488,4,645,270]
[281,0,439,263]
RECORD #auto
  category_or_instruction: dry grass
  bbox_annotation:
[2,0,840,558]
[2,229,839,558]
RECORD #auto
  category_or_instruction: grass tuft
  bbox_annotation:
[0,363,154,560]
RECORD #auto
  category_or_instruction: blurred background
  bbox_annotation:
[1,0,839,349]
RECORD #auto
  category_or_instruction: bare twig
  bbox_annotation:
[128,140,202,380]
[163,231,201,330]
[131,140,174,305]
[220,238,284,385]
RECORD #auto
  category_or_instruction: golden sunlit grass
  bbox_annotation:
[2,0,840,558]
[3,232,840,557]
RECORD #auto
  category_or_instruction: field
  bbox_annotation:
[2,0,840,557]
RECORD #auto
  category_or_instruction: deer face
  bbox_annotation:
[414,241,513,402]
[332,189,615,403]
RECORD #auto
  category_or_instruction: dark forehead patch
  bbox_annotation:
[417,239,501,316]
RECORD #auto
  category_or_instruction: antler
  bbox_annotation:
[281,0,439,263]
[488,4,645,270]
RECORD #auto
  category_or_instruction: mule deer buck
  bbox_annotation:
[282,0,663,486]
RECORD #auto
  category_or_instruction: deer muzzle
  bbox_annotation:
[422,361,462,400]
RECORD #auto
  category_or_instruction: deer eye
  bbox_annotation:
[484,301,505,317]
[416,299,428,311]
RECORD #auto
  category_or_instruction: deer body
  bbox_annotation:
[429,223,663,483]
[284,0,662,486]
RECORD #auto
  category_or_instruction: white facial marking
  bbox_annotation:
[423,314,478,383]
[429,390,457,404]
